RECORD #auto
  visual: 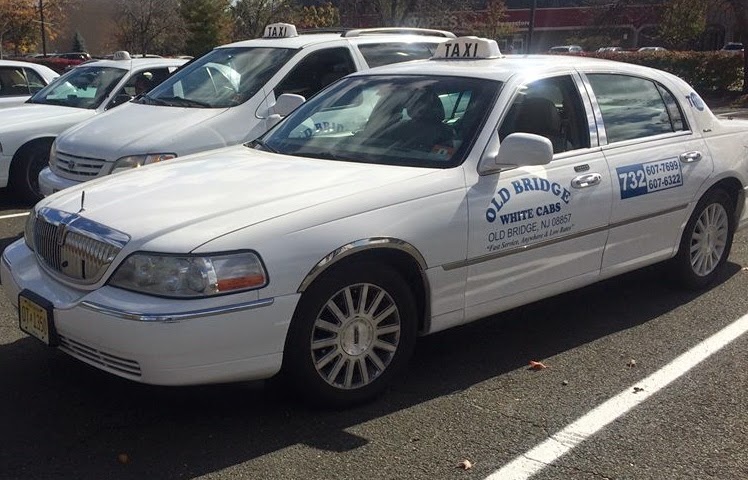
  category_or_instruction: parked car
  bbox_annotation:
[721,42,744,53]
[5,36,748,406]
[40,23,454,196]
[549,45,583,54]
[0,59,58,109]
[638,46,668,52]
[0,52,186,201]
[596,46,623,53]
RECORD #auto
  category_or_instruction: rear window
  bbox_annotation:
[358,43,438,68]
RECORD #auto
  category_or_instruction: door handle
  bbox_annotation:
[680,151,702,163]
[571,173,602,189]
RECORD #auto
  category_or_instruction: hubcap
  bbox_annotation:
[690,203,729,277]
[310,283,401,390]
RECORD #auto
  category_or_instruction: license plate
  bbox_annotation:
[18,291,57,346]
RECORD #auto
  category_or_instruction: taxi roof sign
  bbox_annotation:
[263,23,298,39]
[112,51,132,61]
[432,37,502,60]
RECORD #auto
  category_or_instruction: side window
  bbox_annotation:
[587,74,684,143]
[108,68,173,109]
[498,75,590,154]
[656,84,687,132]
[0,67,30,96]
[275,47,356,100]
[23,68,46,93]
[358,43,437,68]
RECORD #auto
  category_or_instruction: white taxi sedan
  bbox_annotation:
[3,37,748,406]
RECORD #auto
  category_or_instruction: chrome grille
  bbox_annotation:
[52,150,108,181]
[59,335,142,377]
[32,207,129,284]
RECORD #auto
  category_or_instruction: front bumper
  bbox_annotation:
[1,239,299,385]
[38,167,83,197]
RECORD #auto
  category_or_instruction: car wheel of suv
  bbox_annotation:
[673,188,735,289]
[10,142,49,203]
[282,262,417,407]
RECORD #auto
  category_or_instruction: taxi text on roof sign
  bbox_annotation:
[432,37,502,60]
[264,23,298,39]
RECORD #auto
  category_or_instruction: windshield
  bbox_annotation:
[27,66,127,109]
[142,47,295,108]
[260,75,501,168]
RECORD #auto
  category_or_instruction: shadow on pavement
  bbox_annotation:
[0,261,741,479]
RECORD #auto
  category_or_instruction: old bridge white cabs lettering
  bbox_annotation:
[4,36,748,407]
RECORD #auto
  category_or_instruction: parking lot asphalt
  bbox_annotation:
[0,191,746,480]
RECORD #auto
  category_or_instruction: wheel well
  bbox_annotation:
[10,137,55,173]
[708,177,744,223]
[312,249,430,335]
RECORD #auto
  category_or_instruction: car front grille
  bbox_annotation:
[52,150,108,180]
[32,207,129,284]
[59,334,142,377]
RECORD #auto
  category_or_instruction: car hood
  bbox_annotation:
[0,104,92,130]
[56,103,230,160]
[39,146,444,253]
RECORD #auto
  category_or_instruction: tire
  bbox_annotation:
[9,142,50,204]
[672,188,735,290]
[282,262,417,408]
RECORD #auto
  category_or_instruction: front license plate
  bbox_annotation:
[18,291,57,346]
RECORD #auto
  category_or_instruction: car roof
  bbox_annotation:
[350,54,659,83]
[219,32,451,50]
[78,57,188,70]
[0,59,52,69]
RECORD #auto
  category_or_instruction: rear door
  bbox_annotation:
[582,72,714,274]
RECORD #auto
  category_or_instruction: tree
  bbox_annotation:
[0,0,38,57]
[292,2,340,29]
[232,0,295,40]
[72,30,86,52]
[722,0,748,92]
[181,0,232,57]
[469,0,514,40]
[115,0,186,56]
[659,0,707,49]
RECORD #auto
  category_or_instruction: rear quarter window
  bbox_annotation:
[357,43,438,68]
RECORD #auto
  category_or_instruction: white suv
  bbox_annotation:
[0,53,186,201]
[40,24,453,196]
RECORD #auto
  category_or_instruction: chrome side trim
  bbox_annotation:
[443,204,689,271]
[578,72,607,146]
[297,237,428,293]
[79,297,275,322]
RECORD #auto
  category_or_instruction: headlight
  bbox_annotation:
[109,251,268,298]
[48,141,57,167]
[110,153,177,174]
[24,211,36,251]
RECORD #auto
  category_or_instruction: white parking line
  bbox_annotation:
[0,212,29,220]
[486,313,748,480]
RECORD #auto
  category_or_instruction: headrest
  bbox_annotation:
[405,89,445,123]
[515,97,560,134]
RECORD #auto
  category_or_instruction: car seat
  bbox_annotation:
[513,97,568,153]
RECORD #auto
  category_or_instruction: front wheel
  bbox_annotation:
[9,142,50,203]
[673,188,735,289]
[282,262,417,407]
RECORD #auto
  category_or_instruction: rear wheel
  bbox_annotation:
[282,262,417,407]
[9,142,50,203]
[673,188,735,289]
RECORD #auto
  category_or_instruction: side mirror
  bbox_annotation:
[496,133,553,168]
[109,92,134,109]
[272,93,305,117]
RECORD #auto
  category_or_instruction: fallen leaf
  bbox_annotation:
[562,380,569,386]
[528,360,548,370]
[633,387,644,394]
[457,459,473,470]
[117,453,130,464]
[627,359,637,368]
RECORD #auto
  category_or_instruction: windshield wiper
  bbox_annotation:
[156,96,211,108]
[247,138,278,153]
[138,93,171,106]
